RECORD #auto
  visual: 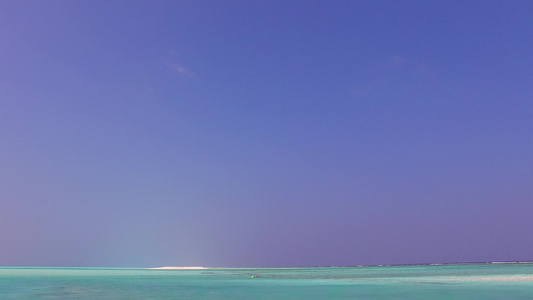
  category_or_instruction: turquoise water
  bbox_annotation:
[1,264,533,299]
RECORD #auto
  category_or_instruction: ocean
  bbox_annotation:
[1,263,533,299]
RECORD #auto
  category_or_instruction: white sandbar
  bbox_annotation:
[149,266,208,270]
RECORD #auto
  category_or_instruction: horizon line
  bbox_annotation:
[2,260,533,269]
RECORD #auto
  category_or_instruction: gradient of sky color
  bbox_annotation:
[1,0,532,267]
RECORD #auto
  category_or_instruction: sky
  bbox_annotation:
[1,0,532,268]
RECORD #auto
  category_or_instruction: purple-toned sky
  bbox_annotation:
[1,0,532,268]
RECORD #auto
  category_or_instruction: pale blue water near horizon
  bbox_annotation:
[1,264,533,299]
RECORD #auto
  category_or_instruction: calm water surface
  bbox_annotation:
[1,264,533,299]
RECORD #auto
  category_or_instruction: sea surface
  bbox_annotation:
[1,264,533,299]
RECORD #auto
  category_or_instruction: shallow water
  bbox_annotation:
[1,264,533,299]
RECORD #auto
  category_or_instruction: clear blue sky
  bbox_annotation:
[1,0,532,267]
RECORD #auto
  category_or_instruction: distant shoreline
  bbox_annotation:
[145,261,533,270]
[148,266,209,270]
[2,261,531,270]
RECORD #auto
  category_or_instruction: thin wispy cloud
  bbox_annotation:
[349,55,435,101]
[162,50,195,79]
[164,61,195,79]
[389,54,433,76]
